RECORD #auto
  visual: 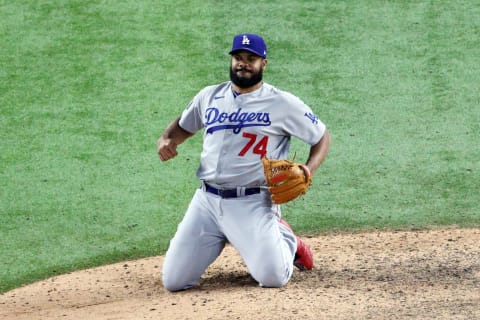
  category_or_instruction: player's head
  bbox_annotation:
[229,34,268,88]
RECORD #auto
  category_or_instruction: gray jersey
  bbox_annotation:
[179,81,326,187]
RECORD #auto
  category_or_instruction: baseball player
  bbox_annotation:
[157,33,330,291]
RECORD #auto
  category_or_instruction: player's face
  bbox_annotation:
[230,51,267,88]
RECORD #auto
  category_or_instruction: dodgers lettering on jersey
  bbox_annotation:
[179,82,326,187]
[205,107,271,134]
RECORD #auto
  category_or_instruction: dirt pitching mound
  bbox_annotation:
[1,228,479,320]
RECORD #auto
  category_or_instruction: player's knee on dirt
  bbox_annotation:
[254,266,291,288]
[162,272,197,292]
[257,273,289,288]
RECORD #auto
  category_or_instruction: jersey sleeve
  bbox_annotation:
[282,93,326,145]
[178,90,206,134]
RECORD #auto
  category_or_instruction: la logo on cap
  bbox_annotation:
[242,35,250,45]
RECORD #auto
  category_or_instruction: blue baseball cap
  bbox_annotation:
[229,34,267,59]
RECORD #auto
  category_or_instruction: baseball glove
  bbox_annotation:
[262,157,312,204]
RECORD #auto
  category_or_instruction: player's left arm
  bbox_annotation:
[305,128,331,175]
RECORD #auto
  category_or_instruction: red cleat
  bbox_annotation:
[294,237,314,270]
[279,219,314,270]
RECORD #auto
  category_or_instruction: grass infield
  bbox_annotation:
[1,0,479,293]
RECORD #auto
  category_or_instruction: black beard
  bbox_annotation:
[229,67,263,88]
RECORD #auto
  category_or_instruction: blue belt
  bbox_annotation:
[204,183,261,198]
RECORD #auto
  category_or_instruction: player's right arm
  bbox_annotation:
[157,116,194,162]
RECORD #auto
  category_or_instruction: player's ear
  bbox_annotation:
[262,58,268,70]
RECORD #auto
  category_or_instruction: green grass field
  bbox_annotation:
[1,0,479,293]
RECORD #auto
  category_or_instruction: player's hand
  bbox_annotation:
[157,137,178,162]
